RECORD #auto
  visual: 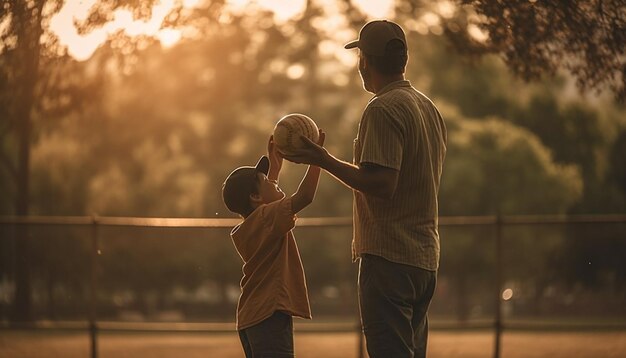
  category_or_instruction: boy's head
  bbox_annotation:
[222,156,284,217]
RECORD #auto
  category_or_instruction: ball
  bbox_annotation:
[273,113,319,155]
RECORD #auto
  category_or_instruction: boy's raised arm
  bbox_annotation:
[267,135,283,182]
[291,130,325,214]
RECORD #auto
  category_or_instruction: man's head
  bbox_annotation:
[222,156,285,217]
[345,20,408,91]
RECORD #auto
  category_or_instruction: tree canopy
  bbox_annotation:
[442,0,626,100]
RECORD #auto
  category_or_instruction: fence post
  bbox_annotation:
[493,214,503,358]
[89,215,100,358]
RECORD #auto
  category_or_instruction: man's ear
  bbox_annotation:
[359,53,368,69]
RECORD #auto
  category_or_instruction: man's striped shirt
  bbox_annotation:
[352,80,447,271]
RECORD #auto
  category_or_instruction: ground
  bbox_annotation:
[1,329,625,358]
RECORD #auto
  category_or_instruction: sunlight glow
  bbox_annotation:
[157,29,183,48]
[405,11,445,36]
[259,0,306,21]
[468,23,489,42]
[437,1,456,19]
[51,0,395,61]
[50,0,193,61]
[420,12,441,27]
[225,0,393,22]
[353,0,394,18]
[49,0,104,60]
[183,0,201,7]
[225,0,306,22]
[286,63,306,80]
[0,16,13,50]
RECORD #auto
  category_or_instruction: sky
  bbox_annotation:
[50,0,395,61]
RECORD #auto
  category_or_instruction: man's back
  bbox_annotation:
[353,80,447,270]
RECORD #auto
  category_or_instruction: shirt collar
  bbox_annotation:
[375,80,411,96]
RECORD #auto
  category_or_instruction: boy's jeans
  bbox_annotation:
[359,254,437,358]
[238,310,294,358]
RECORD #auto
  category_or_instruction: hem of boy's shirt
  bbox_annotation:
[236,308,312,331]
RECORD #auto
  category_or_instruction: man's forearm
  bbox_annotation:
[319,152,366,193]
[319,152,398,199]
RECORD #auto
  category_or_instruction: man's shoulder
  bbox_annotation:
[373,85,422,107]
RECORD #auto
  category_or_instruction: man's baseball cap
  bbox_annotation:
[222,156,270,216]
[344,20,407,56]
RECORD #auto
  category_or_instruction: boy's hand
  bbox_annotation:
[282,129,327,166]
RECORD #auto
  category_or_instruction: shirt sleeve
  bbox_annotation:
[358,106,404,170]
[261,197,296,236]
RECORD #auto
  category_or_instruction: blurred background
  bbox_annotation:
[0,0,625,357]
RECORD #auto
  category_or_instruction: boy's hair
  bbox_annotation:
[222,156,270,217]
[364,39,408,75]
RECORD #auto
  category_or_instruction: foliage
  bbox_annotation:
[438,111,583,320]
[608,130,626,197]
[444,0,626,100]
[406,33,625,214]
[440,112,583,216]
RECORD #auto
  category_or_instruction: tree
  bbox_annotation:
[554,130,626,296]
[443,0,626,100]
[608,130,626,199]
[438,110,583,320]
[0,0,176,323]
[440,112,582,216]
[404,32,623,213]
[509,94,618,214]
[2,0,62,322]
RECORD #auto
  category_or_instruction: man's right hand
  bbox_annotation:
[281,129,327,167]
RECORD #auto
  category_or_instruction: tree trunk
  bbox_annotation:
[10,0,45,323]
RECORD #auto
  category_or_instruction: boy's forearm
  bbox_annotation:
[291,164,321,213]
[268,168,279,182]
[268,159,282,182]
[297,165,321,200]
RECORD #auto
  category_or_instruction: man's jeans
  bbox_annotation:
[359,254,437,358]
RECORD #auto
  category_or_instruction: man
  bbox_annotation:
[282,20,447,357]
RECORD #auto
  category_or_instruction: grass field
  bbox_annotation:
[1,329,625,358]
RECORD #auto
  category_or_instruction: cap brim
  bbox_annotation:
[255,156,270,175]
[344,40,359,50]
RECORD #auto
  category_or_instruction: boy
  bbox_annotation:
[222,131,325,358]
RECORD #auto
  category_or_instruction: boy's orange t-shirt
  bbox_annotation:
[230,196,311,330]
